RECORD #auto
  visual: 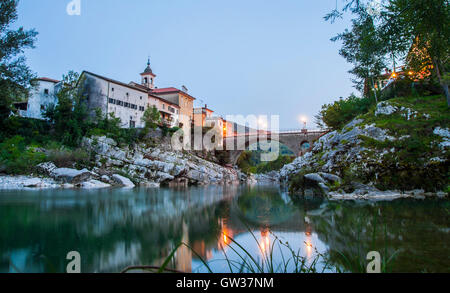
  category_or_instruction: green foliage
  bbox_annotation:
[88,110,139,146]
[0,116,52,145]
[328,0,450,105]
[237,151,257,174]
[0,135,46,174]
[161,125,182,137]
[331,11,386,94]
[237,143,295,174]
[255,155,294,174]
[46,147,91,169]
[356,95,450,192]
[44,71,89,147]
[0,0,38,124]
[141,105,161,130]
[315,94,376,130]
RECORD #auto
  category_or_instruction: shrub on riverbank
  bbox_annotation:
[0,136,46,175]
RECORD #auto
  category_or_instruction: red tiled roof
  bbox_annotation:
[151,87,196,101]
[151,87,180,94]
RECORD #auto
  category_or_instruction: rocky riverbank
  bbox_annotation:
[0,135,251,190]
[278,98,449,200]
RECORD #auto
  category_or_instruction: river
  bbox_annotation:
[0,184,448,273]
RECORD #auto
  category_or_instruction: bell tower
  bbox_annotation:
[140,58,156,89]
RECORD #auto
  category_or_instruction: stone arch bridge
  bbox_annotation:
[223,130,328,165]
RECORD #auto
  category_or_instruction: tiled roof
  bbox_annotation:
[151,87,180,94]
[37,77,60,83]
[81,71,149,94]
[151,87,196,101]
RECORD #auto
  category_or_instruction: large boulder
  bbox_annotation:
[50,168,91,184]
[112,174,135,188]
[36,162,57,176]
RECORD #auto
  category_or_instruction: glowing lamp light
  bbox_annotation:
[300,116,308,129]
[391,72,397,78]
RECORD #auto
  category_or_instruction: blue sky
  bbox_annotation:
[16,0,354,129]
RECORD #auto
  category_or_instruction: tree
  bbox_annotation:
[44,71,89,147]
[141,105,161,130]
[0,0,38,123]
[327,0,450,106]
[386,0,450,106]
[331,10,387,100]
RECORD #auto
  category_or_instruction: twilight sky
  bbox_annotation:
[16,0,355,130]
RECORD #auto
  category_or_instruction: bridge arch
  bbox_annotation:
[224,131,327,165]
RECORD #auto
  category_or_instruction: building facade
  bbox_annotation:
[19,59,196,130]
[150,87,195,131]
[193,105,214,127]
[80,71,149,128]
[16,77,60,120]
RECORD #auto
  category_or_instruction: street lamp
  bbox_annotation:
[301,116,307,129]
[299,116,307,133]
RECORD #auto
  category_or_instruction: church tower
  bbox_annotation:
[140,58,156,89]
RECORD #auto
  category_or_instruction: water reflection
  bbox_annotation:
[0,185,449,273]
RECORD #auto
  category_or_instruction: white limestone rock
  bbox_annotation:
[318,172,342,183]
[79,179,111,189]
[0,176,59,189]
[112,174,135,188]
[433,127,450,149]
[375,102,397,116]
[36,162,57,176]
[50,168,91,184]
[304,173,326,184]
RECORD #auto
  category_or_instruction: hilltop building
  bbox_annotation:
[18,59,198,129]
[78,71,151,128]
[150,87,195,131]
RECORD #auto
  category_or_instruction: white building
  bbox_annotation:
[15,77,60,120]
[19,59,191,129]
[79,71,150,128]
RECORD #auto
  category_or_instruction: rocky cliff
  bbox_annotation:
[279,96,449,199]
[81,135,248,187]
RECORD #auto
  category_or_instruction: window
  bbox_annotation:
[139,106,145,111]
[126,93,129,97]
[144,78,148,84]
[140,96,143,100]
[111,88,114,92]
[162,104,165,109]
[124,102,130,108]
[117,100,123,106]
[130,121,135,128]
[109,98,116,104]
[44,89,49,95]
[40,105,45,110]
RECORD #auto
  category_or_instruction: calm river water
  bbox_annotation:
[0,184,448,273]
